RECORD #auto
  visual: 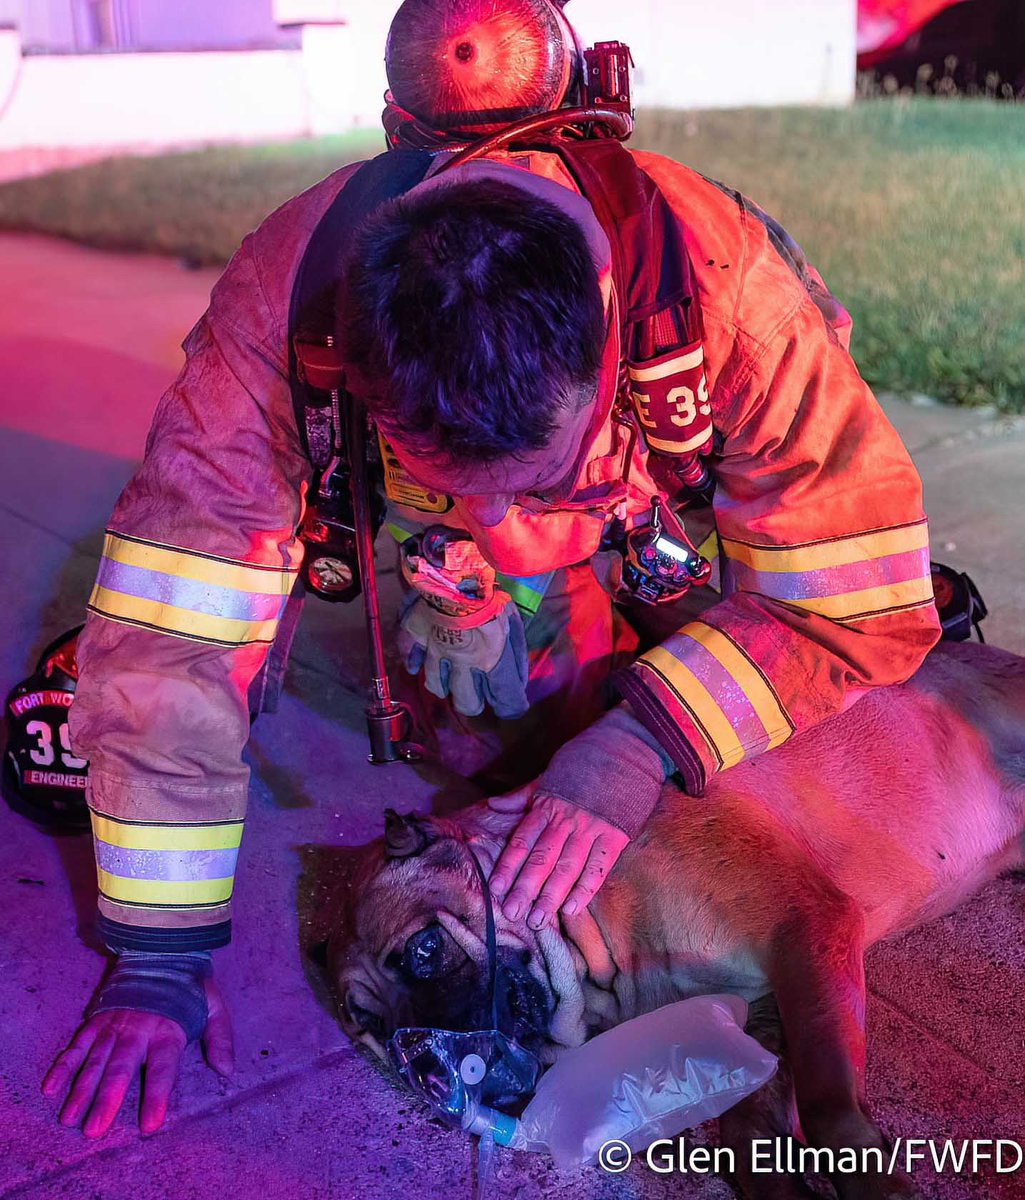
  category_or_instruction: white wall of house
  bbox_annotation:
[0,39,311,150]
[0,1,857,165]
[1,0,290,52]
[572,0,857,108]
[285,0,858,120]
[118,0,287,50]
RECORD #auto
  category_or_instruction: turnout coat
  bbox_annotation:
[68,147,941,954]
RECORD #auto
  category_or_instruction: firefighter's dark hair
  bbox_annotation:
[337,178,604,463]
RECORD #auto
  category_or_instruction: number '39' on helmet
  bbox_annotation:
[3,627,89,831]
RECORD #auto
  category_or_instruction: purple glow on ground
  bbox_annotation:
[0,232,1023,1197]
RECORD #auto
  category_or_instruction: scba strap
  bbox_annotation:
[288,149,435,469]
[288,150,435,604]
[553,140,714,489]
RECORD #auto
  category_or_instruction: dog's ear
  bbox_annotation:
[384,808,437,860]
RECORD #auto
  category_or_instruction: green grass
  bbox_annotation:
[1,101,1022,410]
[633,102,1025,411]
[0,129,384,264]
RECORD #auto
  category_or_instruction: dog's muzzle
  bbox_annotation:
[387,842,544,1133]
[496,959,550,1050]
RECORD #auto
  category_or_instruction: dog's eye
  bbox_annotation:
[400,922,462,981]
[403,925,445,979]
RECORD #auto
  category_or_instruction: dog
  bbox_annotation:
[328,641,1025,1200]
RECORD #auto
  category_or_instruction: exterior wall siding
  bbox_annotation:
[574,0,857,108]
[0,1,857,166]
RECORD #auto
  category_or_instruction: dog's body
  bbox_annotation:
[331,642,1025,1199]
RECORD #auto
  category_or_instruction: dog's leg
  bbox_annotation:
[718,995,821,1200]
[768,893,918,1200]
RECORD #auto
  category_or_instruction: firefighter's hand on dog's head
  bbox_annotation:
[41,974,234,1137]
[488,786,630,931]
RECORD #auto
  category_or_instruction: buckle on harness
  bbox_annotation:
[293,338,346,394]
[293,336,378,604]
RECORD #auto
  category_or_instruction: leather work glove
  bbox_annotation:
[398,592,529,719]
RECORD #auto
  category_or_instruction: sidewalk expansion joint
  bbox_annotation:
[867,985,1020,1095]
[1,1043,364,1199]
[0,500,102,554]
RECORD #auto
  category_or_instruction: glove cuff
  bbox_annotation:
[422,588,514,631]
[89,950,213,1043]
[537,705,675,839]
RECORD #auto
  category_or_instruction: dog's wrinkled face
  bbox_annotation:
[330,808,554,1063]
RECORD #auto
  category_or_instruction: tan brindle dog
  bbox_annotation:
[329,641,1025,1200]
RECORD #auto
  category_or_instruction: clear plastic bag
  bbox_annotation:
[505,993,778,1169]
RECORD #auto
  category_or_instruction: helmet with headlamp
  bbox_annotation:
[385,0,582,134]
[382,0,635,149]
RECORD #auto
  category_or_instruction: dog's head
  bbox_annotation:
[329,805,582,1065]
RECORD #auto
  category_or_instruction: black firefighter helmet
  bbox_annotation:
[3,627,89,831]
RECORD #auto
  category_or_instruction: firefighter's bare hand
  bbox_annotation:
[41,975,234,1137]
[488,786,630,930]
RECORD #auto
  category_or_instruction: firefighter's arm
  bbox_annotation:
[67,233,309,956]
[616,295,942,795]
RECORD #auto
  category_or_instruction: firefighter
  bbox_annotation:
[41,0,940,1140]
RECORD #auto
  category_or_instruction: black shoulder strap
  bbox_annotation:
[287,149,434,466]
[552,139,703,360]
[553,139,713,482]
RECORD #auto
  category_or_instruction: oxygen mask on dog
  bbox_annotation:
[387,844,541,1140]
[389,1026,539,1134]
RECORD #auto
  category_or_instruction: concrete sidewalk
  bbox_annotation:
[0,233,1023,1200]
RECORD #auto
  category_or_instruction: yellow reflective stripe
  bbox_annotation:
[91,814,244,852]
[97,869,234,906]
[783,576,935,620]
[722,521,929,573]
[102,532,298,595]
[683,623,792,749]
[697,530,719,562]
[89,585,280,645]
[639,645,747,769]
[647,425,713,454]
[629,345,704,382]
[386,522,414,544]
